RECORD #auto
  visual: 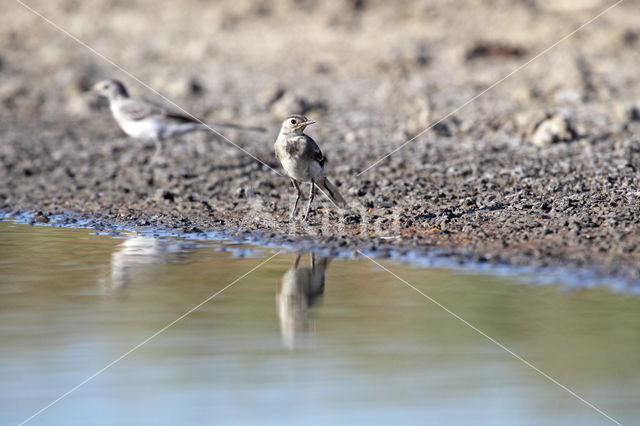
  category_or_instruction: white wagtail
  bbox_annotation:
[275,115,346,221]
[93,79,266,160]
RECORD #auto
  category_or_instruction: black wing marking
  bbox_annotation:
[306,136,326,167]
[164,111,199,124]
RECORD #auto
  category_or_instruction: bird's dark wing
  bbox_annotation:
[119,99,199,123]
[163,110,200,124]
[305,135,326,167]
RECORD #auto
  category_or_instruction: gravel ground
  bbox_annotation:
[1,0,640,282]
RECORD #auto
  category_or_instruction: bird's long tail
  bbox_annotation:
[315,177,347,209]
[203,122,267,133]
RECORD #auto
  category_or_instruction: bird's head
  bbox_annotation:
[92,79,129,100]
[281,114,315,135]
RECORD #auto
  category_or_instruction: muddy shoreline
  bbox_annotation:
[2,1,640,285]
[2,207,638,290]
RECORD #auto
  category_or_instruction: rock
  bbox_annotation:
[234,187,246,199]
[164,76,205,98]
[465,42,526,61]
[515,109,548,136]
[32,211,50,224]
[512,86,537,103]
[530,115,577,147]
[154,189,176,202]
[405,95,432,136]
[432,119,458,137]
[341,214,361,224]
[622,29,639,47]
[270,92,326,117]
[615,102,640,123]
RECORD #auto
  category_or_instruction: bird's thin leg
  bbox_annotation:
[151,138,164,164]
[302,180,315,221]
[289,178,301,221]
[293,254,302,268]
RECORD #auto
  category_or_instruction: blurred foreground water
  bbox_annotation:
[1,221,638,425]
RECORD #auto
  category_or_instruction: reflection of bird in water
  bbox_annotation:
[277,253,331,349]
[108,235,166,291]
[105,234,192,292]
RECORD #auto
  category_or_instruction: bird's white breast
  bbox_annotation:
[117,117,163,141]
[112,106,163,141]
[280,156,310,180]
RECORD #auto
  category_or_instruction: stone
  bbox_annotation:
[530,115,576,147]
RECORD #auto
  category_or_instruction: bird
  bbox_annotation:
[92,79,266,161]
[274,114,346,221]
[276,253,330,349]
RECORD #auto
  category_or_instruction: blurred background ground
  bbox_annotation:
[1,0,639,281]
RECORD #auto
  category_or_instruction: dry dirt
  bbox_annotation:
[1,0,640,283]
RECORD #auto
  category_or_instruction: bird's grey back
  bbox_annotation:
[115,98,163,121]
[115,98,197,125]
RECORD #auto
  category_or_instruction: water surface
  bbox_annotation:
[1,222,638,425]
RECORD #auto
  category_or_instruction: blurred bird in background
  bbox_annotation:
[93,79,266,162]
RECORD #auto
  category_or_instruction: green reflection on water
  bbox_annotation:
[0,222,638,426]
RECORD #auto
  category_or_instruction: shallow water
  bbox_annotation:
[0,222,638,426]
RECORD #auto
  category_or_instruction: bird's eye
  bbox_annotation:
[290,119,296,125]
